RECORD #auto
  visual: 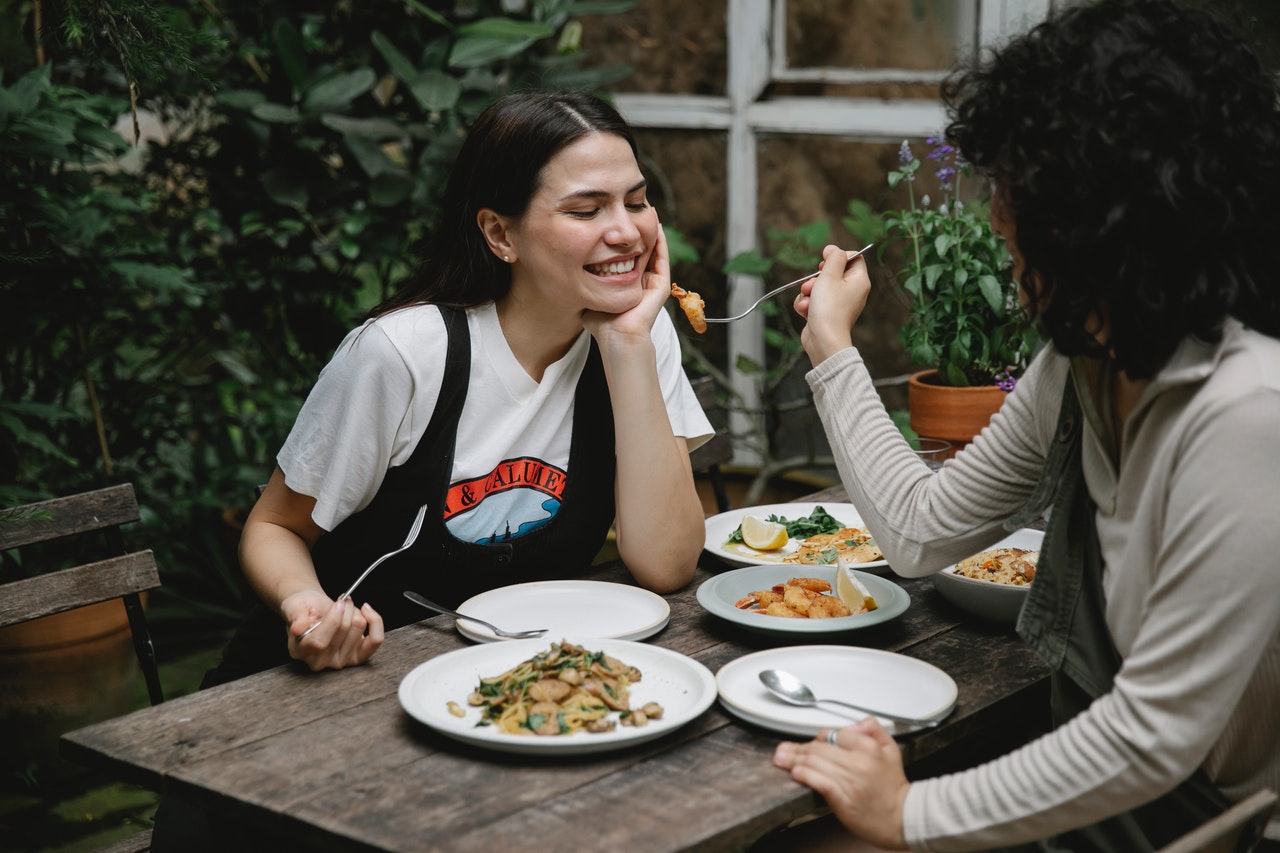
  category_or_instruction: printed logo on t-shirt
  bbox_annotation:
[443,456,567,544]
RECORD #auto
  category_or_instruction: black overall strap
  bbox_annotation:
[1006,375,1230,853]
[311,305,618,626]
[206,306,618,684]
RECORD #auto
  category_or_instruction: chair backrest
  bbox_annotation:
[687,375,734,514]
[1156,788,1278,853]
[0,483,164,705]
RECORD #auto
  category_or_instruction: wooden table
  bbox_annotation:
[63,486,1050,852]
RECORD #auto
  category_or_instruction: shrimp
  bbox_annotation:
[735,589,783,610]
[671,284,707,333]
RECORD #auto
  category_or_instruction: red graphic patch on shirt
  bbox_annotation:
[443,457,568,520]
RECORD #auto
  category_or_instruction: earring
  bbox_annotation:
[503,255,510,262]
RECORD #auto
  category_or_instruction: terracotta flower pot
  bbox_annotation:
[0,598,139,771]
[907,369,1008,457]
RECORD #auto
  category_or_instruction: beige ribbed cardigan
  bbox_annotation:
[805,318,1280,851]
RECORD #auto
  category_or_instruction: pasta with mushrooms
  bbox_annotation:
[463,640,664,736]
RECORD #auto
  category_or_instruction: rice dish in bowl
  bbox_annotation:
[931,529,1044,623]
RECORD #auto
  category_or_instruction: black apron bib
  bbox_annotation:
[995,376,1229,853]
[204,306,618,686]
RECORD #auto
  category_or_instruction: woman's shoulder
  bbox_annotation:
[342,304,451,365]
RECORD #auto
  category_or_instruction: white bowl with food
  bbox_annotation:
[930,529,1043,624]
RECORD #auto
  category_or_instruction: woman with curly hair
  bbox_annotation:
[773,1,1280,850]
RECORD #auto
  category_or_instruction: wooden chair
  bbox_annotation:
[1157,788,1278,853]
[688,375,734,514]
[0,483,164,706]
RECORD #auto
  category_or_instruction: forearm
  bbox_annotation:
[239,469,328,619]
[808,347,1053,576]
[601,339,703,592]
[239,518,325,618]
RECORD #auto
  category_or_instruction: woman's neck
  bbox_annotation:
[1111,367,1147,431]
[494,296,583,382]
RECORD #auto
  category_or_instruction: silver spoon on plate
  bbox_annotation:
[758,668,943,728]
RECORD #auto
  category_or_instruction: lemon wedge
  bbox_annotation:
[741,515,789,551]
[836,558,878,613]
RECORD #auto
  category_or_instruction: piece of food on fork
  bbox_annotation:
[670,284,707,333]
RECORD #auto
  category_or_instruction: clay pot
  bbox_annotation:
[907,369,1008,457]
[0,599,138,771]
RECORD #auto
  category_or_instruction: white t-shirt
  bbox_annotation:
[278,303,712,537]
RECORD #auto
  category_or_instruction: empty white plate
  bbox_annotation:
[453,580,670,643]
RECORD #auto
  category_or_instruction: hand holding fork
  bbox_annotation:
[297,503,429,641]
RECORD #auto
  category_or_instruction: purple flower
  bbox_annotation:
[898,140,914,164]
[996,369,1017,392]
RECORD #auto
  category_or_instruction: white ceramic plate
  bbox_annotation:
[399,638,716,755]
[453,580,670,643]
[931,529,1044,624]
[715,645,956,736]
[696,564,909,637]
[703,502,889,571]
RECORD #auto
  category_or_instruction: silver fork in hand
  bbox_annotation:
[702,243,875,324]
[298,502,429,640]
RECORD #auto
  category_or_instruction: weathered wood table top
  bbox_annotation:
[63,486,1050,852]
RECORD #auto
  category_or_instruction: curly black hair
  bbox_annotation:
[944,0,1280,379]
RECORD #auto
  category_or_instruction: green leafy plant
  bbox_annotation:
[3,0,637,646]
[844,137,1039,388]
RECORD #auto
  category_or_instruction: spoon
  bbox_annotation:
[403,590,548,639]
[702,243,874,324]
[758,668,942,728]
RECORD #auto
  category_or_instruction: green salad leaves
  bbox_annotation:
[727,506,844,544]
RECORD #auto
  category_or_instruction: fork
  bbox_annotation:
[402,590,548,639]
[703,243,875,324]
[298,502,429,640]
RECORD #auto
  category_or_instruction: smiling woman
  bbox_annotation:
[151,87,715,850]
[198,91,713,688]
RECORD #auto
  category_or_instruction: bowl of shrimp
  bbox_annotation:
[695,564,909,637]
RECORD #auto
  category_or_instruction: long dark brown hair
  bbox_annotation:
[372,90,639,316]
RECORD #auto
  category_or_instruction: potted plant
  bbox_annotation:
[844,136,1041,452]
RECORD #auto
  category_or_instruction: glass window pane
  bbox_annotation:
[578,6,727,97]
[783,0,966,72]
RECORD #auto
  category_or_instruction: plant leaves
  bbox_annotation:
[369,172,414,207]
[723,250,773,277]
[977,274,1005,314]
[261,169,309,210]
[303,68,377,113]
[343,134,396,178]
[409,70,462,111]
[216,89,267,111]
[3,66,51,118]
[663,226,700,265]
[371,31,421,81]
[320,115,405,138]
[448,19,555,67]
[250,102,301,123]
[271,19,310,91]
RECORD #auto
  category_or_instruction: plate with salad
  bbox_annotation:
[702,503,889,572]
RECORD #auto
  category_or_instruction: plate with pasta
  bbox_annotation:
[703,502,890,572]
[398,638,717,755]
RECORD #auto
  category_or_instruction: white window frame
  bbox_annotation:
[614,0,1055,464]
